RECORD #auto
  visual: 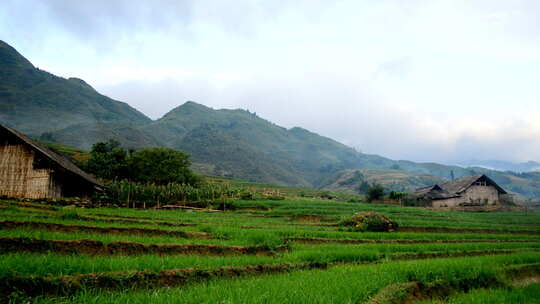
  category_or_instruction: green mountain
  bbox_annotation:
[145,102,372,187]
[1,40,540,202]
[0,40,151,138]
[321,169,445,194]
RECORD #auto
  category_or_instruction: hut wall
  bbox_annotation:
[432,185,500,207]
[432,197,465,207]
[462,185,499,205]
[0,143,59,199]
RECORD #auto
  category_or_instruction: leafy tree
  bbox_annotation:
[367,184,385,202]
[389,191,406,201]
[356,181,370,194]
[84,139,129,180]
[127,147,200,185]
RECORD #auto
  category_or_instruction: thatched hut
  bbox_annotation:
[0,124,102,199]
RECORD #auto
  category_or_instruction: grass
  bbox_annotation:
[1,197,539,303]
[2,242,538,278]
[419,283,540,304]
[33,253,540,303]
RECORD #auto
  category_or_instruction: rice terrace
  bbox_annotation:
[2,1,540,303]
[1,182,539,303]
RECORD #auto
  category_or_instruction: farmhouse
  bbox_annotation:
[0,124,102,199]
[413,174,507,207]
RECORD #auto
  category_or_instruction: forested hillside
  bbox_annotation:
[1,40,539,201]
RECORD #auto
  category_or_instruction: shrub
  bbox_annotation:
[367,184,385,202]
[339,211,398,232]
[84,142,200,186]
[127,147,200,186]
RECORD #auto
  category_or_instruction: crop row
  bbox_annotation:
[27,252,540,303]
[1,241,538,278]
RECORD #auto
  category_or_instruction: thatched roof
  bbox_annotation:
[0,124,103,189]
[414,174,507,200]
[414,184,457,200]
[441,174,507,195]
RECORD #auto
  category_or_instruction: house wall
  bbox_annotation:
[462,185,499,205]
[432,185,500,207]
[432,197,464,207]
[0,143,61,199]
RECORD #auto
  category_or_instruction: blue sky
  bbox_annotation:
[1,0,539,163]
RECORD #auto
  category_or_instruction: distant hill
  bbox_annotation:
[143,102,375,187]
[321,169,445,194]
[457,160,540,173]
[1,40,539,202]
[0,40,151,138]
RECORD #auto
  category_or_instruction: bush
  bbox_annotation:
[84,142,200,186]
[339,211,398,232]
[127,147,200,185]
[84,140,129,180]
[367,184,385,202]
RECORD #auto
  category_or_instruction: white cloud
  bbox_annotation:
[2,0,540,163]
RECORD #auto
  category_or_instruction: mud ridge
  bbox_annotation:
[286,237,539,245]
[0,237,287,256]
[399,226,540,235]
[0,220,210,238]
[79,215,195,227]
[0,262,327,298]
[389,249,520,261]
[368,263,540,304]
[10,202,60,211]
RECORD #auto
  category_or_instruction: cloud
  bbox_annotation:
[99,69,540,164]
[2,0,540,164]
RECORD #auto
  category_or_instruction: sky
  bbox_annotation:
[1,0,540,164]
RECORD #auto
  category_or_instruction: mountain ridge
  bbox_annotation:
[1,40,539,202]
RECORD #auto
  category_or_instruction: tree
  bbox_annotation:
[84,139,129,180]
[367,184,385,202]
[127,147,199,185]
[357,181,370,194]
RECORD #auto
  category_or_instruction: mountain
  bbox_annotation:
[144,102,372,187]
[321,169,445,194]
[457,160,540,173]
[0,40,151,138]
[1,40,540,202]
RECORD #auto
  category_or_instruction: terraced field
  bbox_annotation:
[1,198,539,303]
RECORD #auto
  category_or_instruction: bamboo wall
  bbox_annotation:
[0,143,60,198]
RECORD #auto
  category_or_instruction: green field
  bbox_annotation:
[1,196,539,303]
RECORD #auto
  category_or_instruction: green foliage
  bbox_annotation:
[357,181,371,194]
[84,140,129,180]
[99,180,242,207]
[84,141,199,186]
[367,184,385,202]
[127,147,200,185]
[339,212,398,232]
[389,191,406,201]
